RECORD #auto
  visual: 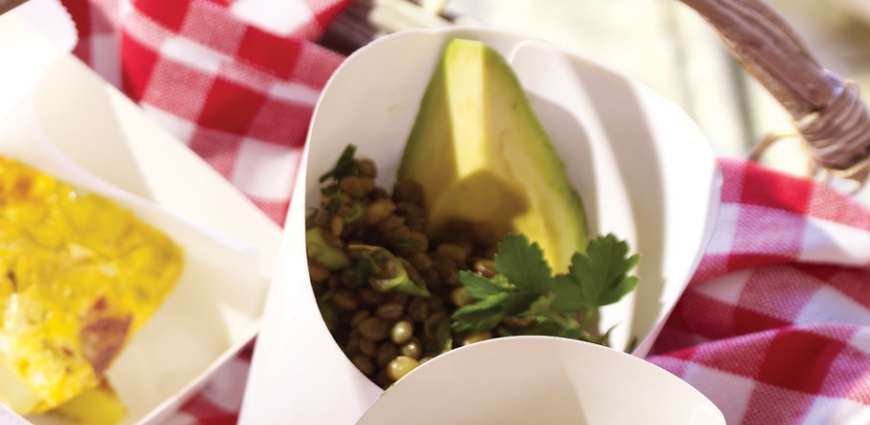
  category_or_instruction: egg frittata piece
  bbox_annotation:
[0,156,183,417]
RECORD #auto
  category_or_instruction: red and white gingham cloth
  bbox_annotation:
[648,159,870,424]
[61,0,348,226]
[54,1,870,423]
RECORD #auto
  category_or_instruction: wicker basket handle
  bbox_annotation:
[679,0,870,181]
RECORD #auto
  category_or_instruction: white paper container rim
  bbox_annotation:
[356,335,725,425]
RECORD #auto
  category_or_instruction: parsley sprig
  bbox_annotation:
[452,234,639,345]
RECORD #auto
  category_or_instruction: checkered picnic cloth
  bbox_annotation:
[56,1,870,424]
[61,0,348,226]
[647,158,870,424]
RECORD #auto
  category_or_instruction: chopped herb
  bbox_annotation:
[344,203,366,224]
[355,255,377,284]
[458,271,512,298]
[452,292,508,333]
[348,245,430,297]
[451,233,639,345]
[388,239,424,251]
[318,301,339,323]
[435,318,453,354]
[319,144,359,183]
[322,187,344,214]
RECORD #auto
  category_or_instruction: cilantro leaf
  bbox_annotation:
[452,292,509,332]
[499,320,563,337]
[550,234,640,315]
[451,232,640,348]
[521,294,554,317]
[494,235,554,295]
[319,144,359,183]
[459,271,516,298]
[503,293,542,316]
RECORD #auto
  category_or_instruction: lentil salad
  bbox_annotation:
[306,145,640,389]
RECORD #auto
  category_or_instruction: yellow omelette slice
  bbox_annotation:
[0,156,183,418]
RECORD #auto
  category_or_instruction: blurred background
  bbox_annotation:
[329,0,870,200]
[446,0,870,174]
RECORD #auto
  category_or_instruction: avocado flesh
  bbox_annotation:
[398,39,587,273]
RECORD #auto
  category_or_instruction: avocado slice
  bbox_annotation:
[398,38,587,273]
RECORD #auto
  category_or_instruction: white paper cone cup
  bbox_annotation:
[242,27,721,425]
[357,336,725,425]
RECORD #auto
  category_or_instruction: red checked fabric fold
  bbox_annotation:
[62,0,348,225]
[648,158,870,424]
[56,1,870,423]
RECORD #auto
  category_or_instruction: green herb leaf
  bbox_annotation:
[498,320,563,337]
[452,292,509,332]
[564,327,584,340]
[550,234,640,315]
[503,293,542,316]
[451,232,639,348]
[435,318,453,354]
[344,203,366,223]
[318,301,339,323]
[494,235,554,295]
[322,187,344,214]
[522,294,554,317]
[459,271,516,298]
[388,239,424,251]
[319,144,359,183]
[355,255,376,283]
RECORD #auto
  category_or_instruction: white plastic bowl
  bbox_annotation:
[241,27,722,425]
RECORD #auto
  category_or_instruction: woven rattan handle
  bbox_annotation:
[0,0,28,15]
[680,0,870,180]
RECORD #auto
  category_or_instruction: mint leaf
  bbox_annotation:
[319,144,359,183]
[495,234,554,295]
[452,292,509,332]
[551,234,640,315]
[459,271,516,298]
